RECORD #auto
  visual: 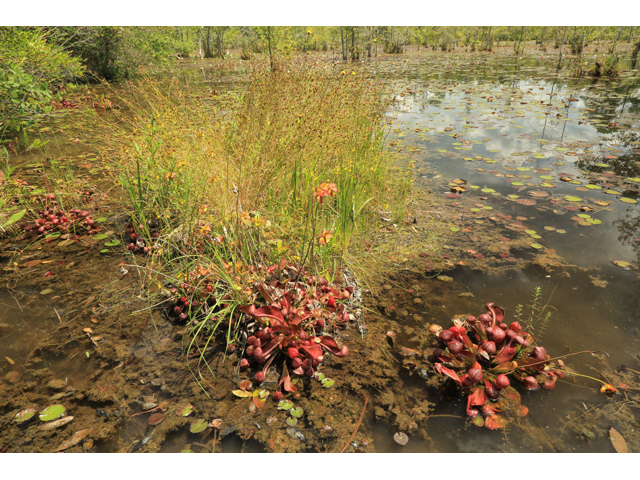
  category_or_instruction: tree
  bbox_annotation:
[0,27,85,143]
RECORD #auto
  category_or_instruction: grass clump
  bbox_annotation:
[90,59,409,374]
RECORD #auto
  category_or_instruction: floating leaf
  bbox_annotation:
[92,234,108,240]
[53,428,92,452]
[516,199,536,206]
[530,243,543,249]
[315,373,325,381]
[564,196,582,202]
[99,249,109,253]
[609,427,629,453]
[393,432,409,445]
[604,189,622,195]
[278,400,294,411]
[148,413,165,426]
[39,404,66,421]
[40,289,53,295]
[290,407,303,418]
[321,378,335,388]
[544,226,556,231]
[450,227,460,232]
[556,229,566,234]
[38,416,73,431]
[15,408,36,424]
[180,449,194,453]
[190,419,208,433]
[620,197,637,204]
[104,240,121,247]
[95,217,108,223]
[613,260,635,270]
[286,417,298,427]
[232,390,253,398]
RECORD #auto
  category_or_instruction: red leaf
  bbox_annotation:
[435,363,462,384]
[239,305,285,325]
[493,343,518,364]
[300,344,323,361]
[468,387,487,407]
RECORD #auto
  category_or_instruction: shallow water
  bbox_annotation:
[370,51,640,452]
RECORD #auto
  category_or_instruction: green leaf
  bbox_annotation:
[321,378,335,388]
[2,208,26,228]
[39,404,66,421]
[190,419,208,433]
[104,240,121,247]
[286,417,297,427]
[290,407,303,418]
[92,234,108,240]
[15,408,36,423]
[277,400,294,411]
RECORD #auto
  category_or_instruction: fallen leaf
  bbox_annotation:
[53,428,92,452]
[610,427,628,453]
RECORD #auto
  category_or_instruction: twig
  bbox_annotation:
[339,394,368,453]
[129,401,170,417]
[212,430,219,453]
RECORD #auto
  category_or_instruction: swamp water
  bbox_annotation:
[1,50,640,453]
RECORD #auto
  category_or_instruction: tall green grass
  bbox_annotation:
[97,60,409,277]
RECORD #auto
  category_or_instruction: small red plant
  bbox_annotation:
[432,302,564,429]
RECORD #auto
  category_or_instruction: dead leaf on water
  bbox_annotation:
[5,356,15,365]
[22,260,41,268]
[610,427,628,453]
[53,428,92,452]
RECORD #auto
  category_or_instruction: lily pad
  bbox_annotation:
[39,404,66,422]
[321,378,335,388]
[286,417,298,427]
[394,432,409,445]
[556,229,567,234]
[190,419,208,433]
[104,240,121,247]
[613,260,635,270]
[530,243,543,249]
[92,234,109,240]
[14,408,36,424]
[290,407,304,418]
[277,400,294,411]
[620,197,637,204]
[564,196,582,202]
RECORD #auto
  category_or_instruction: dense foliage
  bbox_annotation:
[0,27,84,142]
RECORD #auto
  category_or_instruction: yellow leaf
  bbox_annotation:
[5,356,15,365]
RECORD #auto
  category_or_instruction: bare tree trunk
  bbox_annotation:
[557,26,567,70]
[631,40,640,70]
[539,26,547,48]
[340,27,346,61]
[610,26,622,54]
[267,26,274,70]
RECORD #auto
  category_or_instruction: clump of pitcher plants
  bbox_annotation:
[431,302,565,429]
[17,194,99,240]
[164,260,354,399]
